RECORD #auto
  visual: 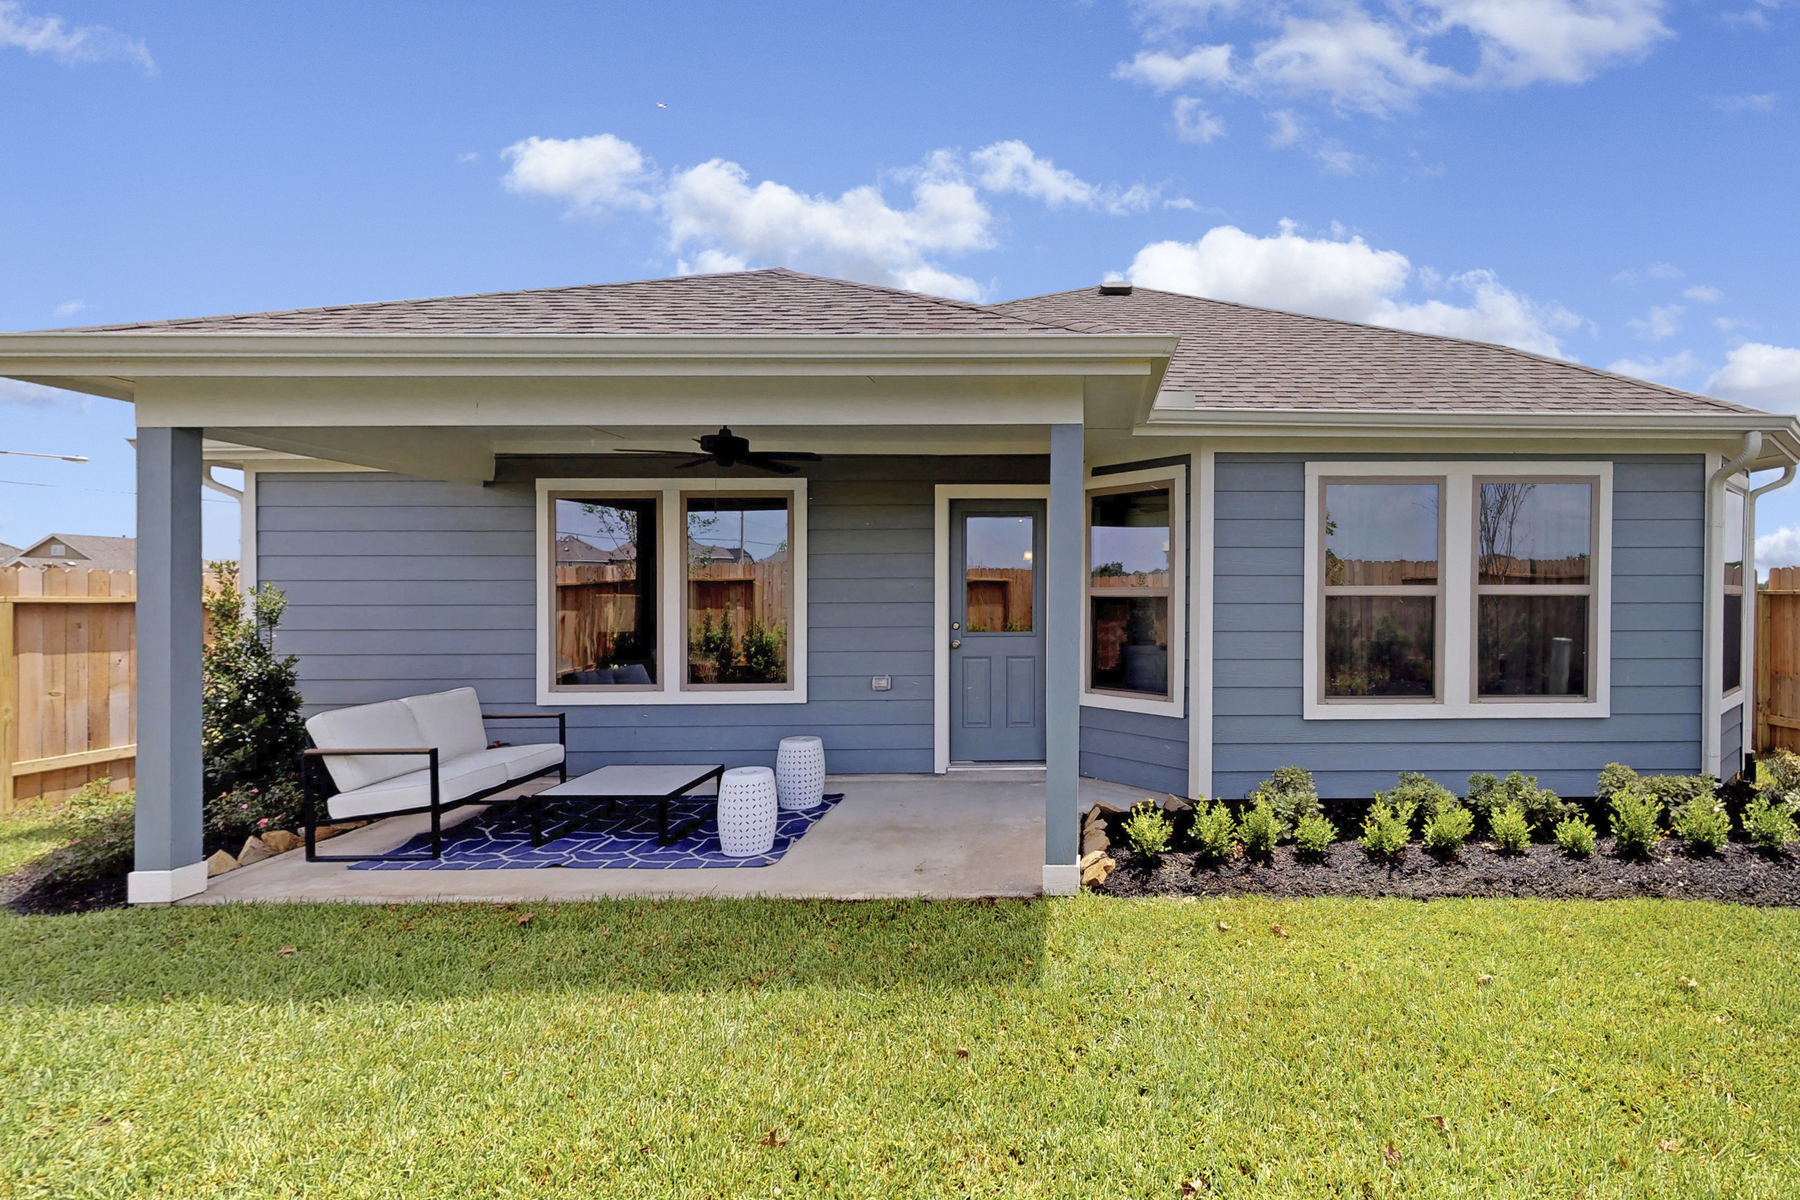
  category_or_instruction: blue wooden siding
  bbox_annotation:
[1722,702,1745,780]
[1212,454,1705,800]
[261,458,1047,777]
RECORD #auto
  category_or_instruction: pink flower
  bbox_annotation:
[258,818,269,828]
[241,803,249,810]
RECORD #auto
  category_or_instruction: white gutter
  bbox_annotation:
[1703,433,1764,780]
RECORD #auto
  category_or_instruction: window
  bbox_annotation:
[685,495,792,689]
[1724,485,1744,696]
[1083,464,1186,716]
[1321,480,1441,700]
[965,515,1034,632]
[1303,462,1611,720]
[537,478,807,705]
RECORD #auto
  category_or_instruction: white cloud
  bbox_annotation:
[1125,220,1580,356]
[1172,97,1227,143]
[1118,1,1669,117]
[1646,261,1682,279]
[1266,108,1304,145]
[1757,527,1800,573]
[0,1,152,71]
[0,378,89,409]
[1706,342,1800,410]
[1627,303,1684,340]
[502,134,658,213]
[503,134,1152,301]
[1712,92,1776,111]
[52,300,83,318]
[1606,350,1700,381]
[1683,284,1723,303]
[969,141,1156,213]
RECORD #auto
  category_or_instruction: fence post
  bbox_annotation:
[0,599,13,813]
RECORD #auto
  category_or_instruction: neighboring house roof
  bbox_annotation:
[1,534,136,570]
[556,534,635,564]
[990,285,1756,417]
[59,268,1070,337]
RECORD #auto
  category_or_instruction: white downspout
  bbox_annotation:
[1745,460,1796,764]
[1704,433,1762,779]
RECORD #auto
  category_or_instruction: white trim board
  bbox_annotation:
[933,484,1053,774]
[534,476,808,706]
[1190,448,1213,801]
[1301,460,1614,720]
[1081,462,1188,720]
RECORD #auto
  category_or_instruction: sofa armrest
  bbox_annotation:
[481,711,567,746]
[303,747,438,757]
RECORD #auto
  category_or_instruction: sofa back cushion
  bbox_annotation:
[402,688,489,763]
[305,700,430,793]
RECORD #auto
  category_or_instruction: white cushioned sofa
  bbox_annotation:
[302,687,565,861]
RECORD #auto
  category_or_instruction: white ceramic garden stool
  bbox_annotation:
[716,766,778,857]
[776,735,827,810]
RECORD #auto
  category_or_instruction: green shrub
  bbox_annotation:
[19,779,135,889]
[1247,766,1322,837]
[203,562,306,850]
[1595,762,1640,805]
[1609,787,1664,858]
[1742,796,1799,853]
[1672,797,1732,855]
[1599,761,1718,814]
[1466,771,1569,830]
[1359,800,1416,860]
[1376,772,1460,827]
[1188,800,1238,863]
[1420,804,1475,854]
[1756,749,1800,804]
[1554,815,1598,858]
[1237,801,1281,859]
[1122,801,1175,859]
[1489,804,1532,854]
[1293,813,1337,857]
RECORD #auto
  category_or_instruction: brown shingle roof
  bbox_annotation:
[62,268,1069,337]
[991,285,1755,416]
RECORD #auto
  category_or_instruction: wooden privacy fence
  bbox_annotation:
[1758,567,1800,754]
[0,567,137,812]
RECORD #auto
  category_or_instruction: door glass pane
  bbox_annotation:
[1478,481,1592,584]
[1324,483,1439,586]
[554,497,657,686]
[1090,596,1169,696]
[1324,595,1435,697]
[965,515,1034,632]
[1090,488,1170,588]
[687,497,791,685]
[1477,595,1589,696]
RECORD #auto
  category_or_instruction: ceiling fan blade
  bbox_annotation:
[739,453,801,475]
[673,455,716,470]
[607,448,698,457]
[755,451,824,461]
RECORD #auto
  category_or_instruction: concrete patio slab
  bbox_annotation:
[186,774,1157,904]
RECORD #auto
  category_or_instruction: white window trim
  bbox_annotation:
[1081,463,1187,718]
[535,476,808,706]
[1302,460,1612,720]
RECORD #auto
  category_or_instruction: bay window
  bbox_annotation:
[537,478,806,705]
[1303,462,1611,720]
[1083,464,1186,716]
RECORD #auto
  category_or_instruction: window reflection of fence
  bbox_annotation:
[1326,560,1440,586]
[965,567,1033,632]
[1758,568,1800,753]
[687,560,788,642]
[555,563,644,675]
[1478,555,1590,585]
[1088,569,1171,589]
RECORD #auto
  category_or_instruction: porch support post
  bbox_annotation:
[127,427,208,904]
[1043,422,1083,895]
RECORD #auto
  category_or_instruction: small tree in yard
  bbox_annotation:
[202,562,307,849]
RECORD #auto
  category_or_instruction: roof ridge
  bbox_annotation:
[991,284,1756,414]
[746,267,1072,333]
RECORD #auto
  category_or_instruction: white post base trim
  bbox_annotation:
[127,861,208,905]
[1042,862,1080,896]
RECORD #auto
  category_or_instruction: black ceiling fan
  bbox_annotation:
[609,426,822,475]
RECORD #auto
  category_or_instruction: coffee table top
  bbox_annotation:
[537,764,723,799]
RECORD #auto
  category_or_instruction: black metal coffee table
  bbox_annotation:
[528,764,725,847]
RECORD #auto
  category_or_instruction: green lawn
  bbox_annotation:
[0,804,94,881]
[0,896,1795,1198]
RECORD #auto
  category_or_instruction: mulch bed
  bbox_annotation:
[1,865,128,916]
[1097,838,1800,906]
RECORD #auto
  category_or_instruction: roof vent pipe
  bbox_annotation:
[1098,282,1133,296]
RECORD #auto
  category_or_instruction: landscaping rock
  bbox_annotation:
[1081,856,1117,887]
[237,836,273,866]
[1161,795,1194,815]
[1079,849,1106,871]
[312,823,364,842]
[261,830,301,854]
[1082,828,1111,854]
[206,850,238,877]
[1085,802,1128,821]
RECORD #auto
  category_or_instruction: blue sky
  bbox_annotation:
[2,0,1798,562]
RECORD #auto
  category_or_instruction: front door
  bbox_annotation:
[949,500,1047,762]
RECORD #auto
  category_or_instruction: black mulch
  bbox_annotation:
[1097,839,1800,906]
[1,866,128,916]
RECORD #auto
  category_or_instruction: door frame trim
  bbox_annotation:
[934,484,1052,774]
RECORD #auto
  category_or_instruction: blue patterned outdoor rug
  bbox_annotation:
[350,793,844,871]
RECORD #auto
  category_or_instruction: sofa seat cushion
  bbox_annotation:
[305,700,429,793]
[401,687,489,762]
[326,756,510,821]
[455,742,564,782]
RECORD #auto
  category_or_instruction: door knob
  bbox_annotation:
[950,639,962,649]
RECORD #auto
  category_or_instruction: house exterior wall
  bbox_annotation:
[1723,702,1744,780]
[1212,453,1705,800]
[260,456,1051,777]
